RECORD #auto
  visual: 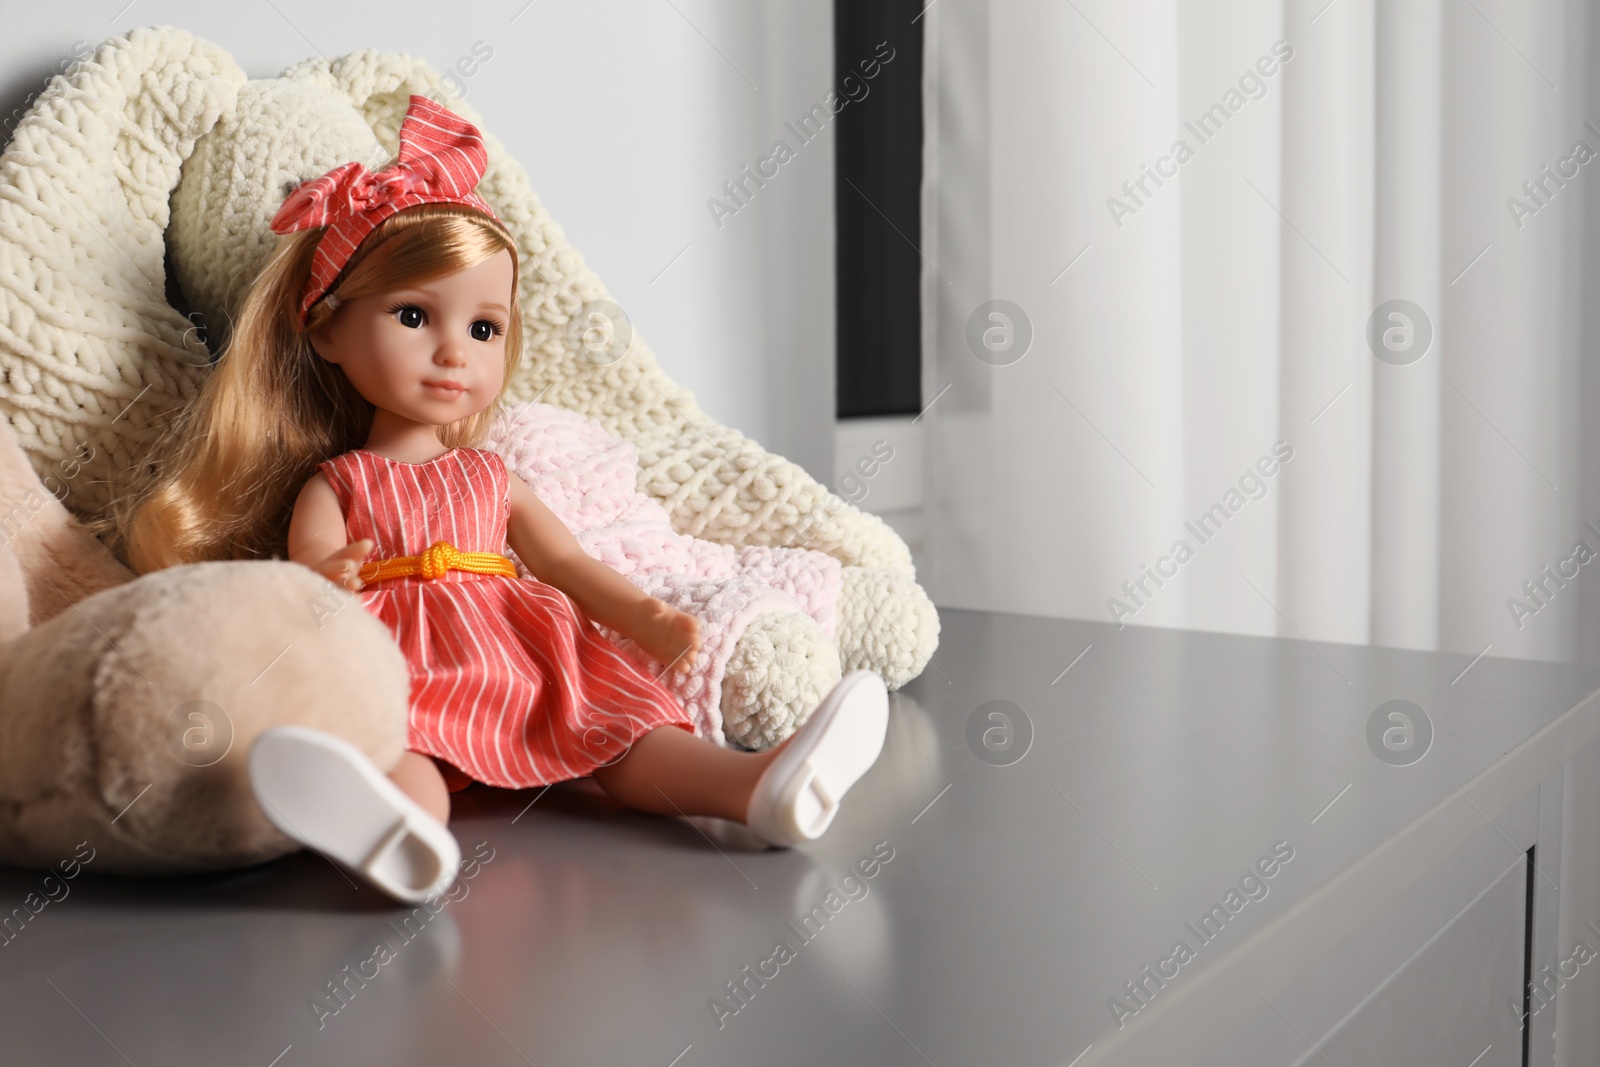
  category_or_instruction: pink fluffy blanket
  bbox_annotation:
[485,401,842,747]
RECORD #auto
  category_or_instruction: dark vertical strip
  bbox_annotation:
[1522,844,1535,1067]
[834,0,924,418]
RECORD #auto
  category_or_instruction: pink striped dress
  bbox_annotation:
[316,446,695,790]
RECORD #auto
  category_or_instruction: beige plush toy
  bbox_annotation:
[0,416,413,873]
[0,26,938,874]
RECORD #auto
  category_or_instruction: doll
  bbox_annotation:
[115,95,889,903]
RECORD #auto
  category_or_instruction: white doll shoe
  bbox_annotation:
[248,725,461,903]
[744,670,889,848]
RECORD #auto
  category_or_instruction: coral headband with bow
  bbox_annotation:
[270,94,499,324]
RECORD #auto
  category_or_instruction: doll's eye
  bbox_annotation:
[471,319,506,342]
[386,303,425,329]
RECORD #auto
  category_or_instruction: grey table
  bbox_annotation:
[4,607,1600,1066]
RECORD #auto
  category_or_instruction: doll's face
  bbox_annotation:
[309,249,514,426]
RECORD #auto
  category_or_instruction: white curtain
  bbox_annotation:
[922,0,1600,664]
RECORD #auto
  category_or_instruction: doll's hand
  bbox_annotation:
[310,539,374,592]
[632,598,701,675]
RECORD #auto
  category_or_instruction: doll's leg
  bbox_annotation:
[388,750,450,825]
[590,725,783,823]
[590,670,890,845]
[249,727,461,903]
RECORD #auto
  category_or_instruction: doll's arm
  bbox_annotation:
[506,472,700,672]
[287,473,373,592]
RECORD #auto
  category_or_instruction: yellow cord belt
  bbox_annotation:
[358,539,518,584]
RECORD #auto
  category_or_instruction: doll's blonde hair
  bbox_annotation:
[109,203,523,574]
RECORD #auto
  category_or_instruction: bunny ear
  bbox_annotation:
[394,94,489,197]
[0,26,246,525]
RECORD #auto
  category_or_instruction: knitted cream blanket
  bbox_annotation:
[487,402,840,746]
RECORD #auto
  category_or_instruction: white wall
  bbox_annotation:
[0,0,836,481]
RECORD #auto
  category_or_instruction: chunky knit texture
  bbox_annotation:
[486,400,843,749]
[0,26,939,747]
[0,28,244,516]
